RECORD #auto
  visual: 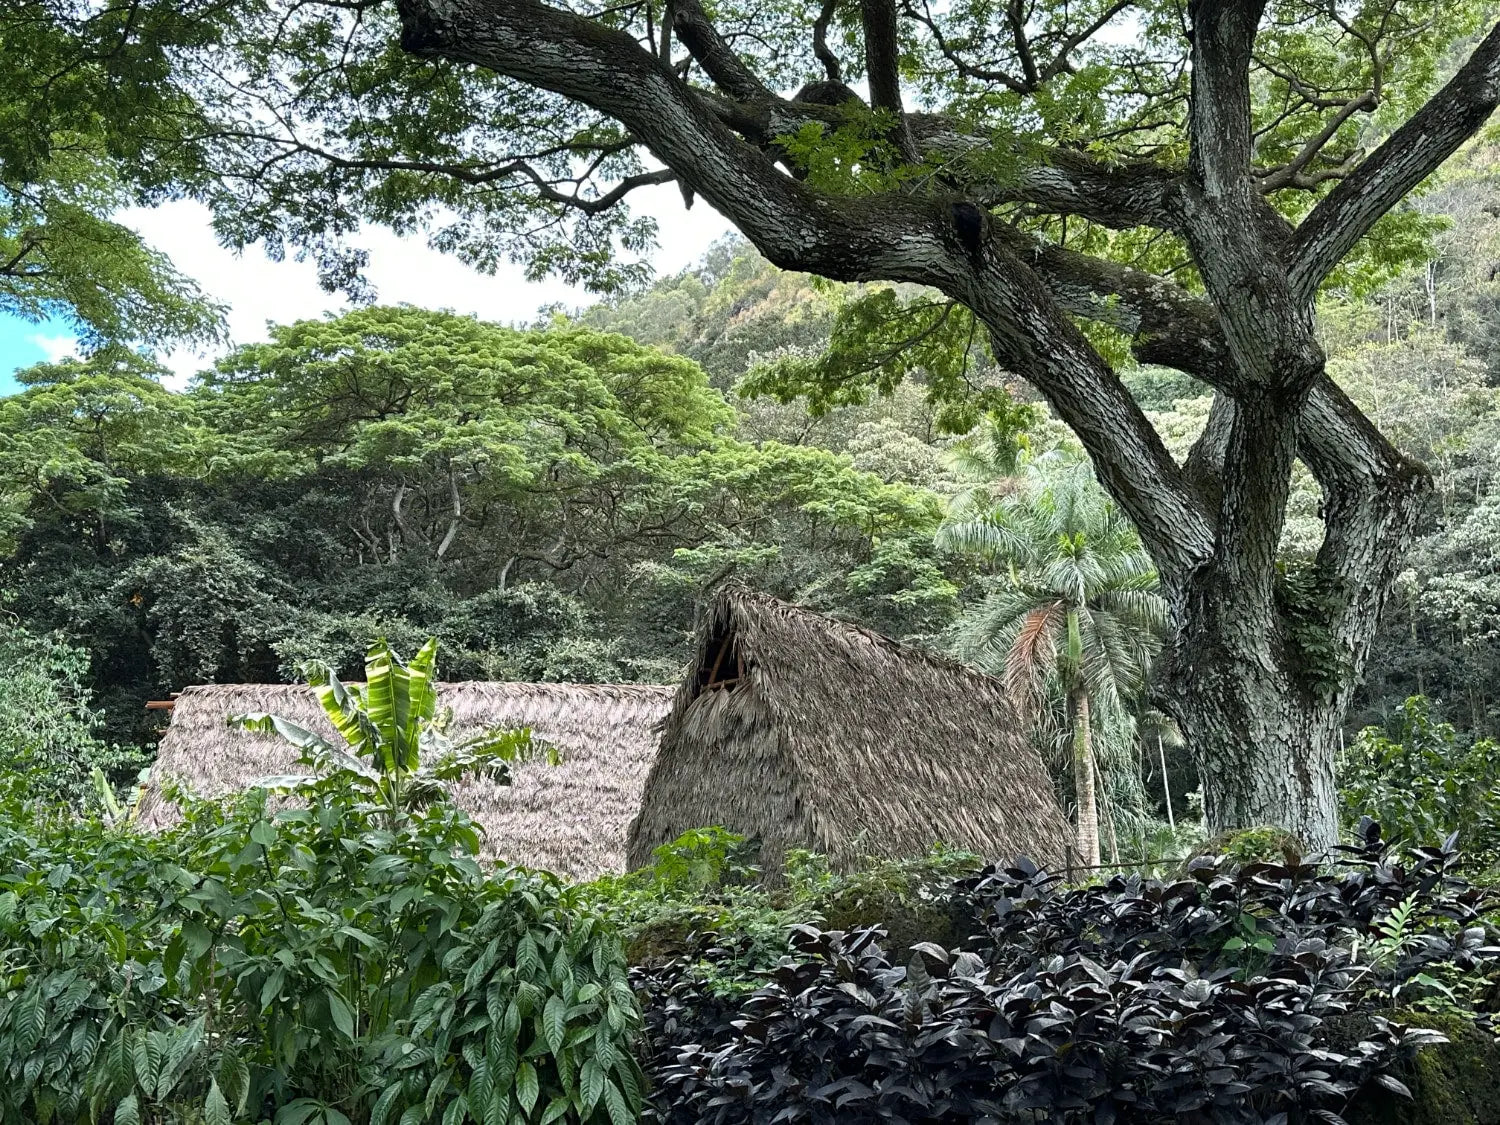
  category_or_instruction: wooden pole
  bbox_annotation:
[1158,732,1175,830]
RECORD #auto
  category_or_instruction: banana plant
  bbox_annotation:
[90,765,148,828]
[232,637,545,825]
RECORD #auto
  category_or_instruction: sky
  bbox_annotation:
[0,182,734,395]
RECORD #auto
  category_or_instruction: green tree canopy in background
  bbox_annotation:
[0,306,954,752]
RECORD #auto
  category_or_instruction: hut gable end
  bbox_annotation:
[694,616,747,697]
[628,589,1072,871]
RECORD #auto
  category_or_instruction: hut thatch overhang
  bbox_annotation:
[141,681,673,879]
[628,589,1072,871]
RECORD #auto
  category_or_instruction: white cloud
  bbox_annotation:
[113,185,732,387]
[29,333,80,364]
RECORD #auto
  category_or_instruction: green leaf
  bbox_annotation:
[114,1094,140,1125]
[276,1099,326,1125]
[602,1079,632,1125]
[261,967,287,1011]
[205,1079,232,1125]
[542,994,567,1055]
[579,1059,604,1113]
[370,1083,405,1125]
[232,713,336,758]
[515,1060,540,1115]
[328,990,356,1039]
[159,1014,205,1098]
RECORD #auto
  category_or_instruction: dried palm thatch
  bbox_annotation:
[140,681,674,879]
[628,589,1072,871]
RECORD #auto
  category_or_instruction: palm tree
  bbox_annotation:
[939,449,1166,867]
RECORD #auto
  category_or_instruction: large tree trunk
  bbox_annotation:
[1070,689,1101,868]
[1161,633,1340,853]
[1157,426,1429,854]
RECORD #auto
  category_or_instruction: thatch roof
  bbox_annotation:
[628,589,1072,870]
[140,681,673,879]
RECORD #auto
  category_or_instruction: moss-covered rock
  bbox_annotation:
[819,894,970,955]
[1178,825,1306,874]
[1341,1013,1500,1125]
[624,915,706,967]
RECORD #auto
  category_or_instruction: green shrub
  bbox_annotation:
[1341,696,1500,868]
[0,620,146,804]
[0,778,640,1125]
[584,830,801,995]
[0,637,641,1125]
[585,829,984,994]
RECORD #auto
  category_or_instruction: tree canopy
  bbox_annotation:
[0,305,954,747]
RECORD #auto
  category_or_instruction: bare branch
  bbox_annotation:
[1257,91,1376,192]
[216,133,676,213]
[861,0,901,111]
[901,0,1029,92]
[1038,0,1135,82]
[1288,18,1500,303]
[659,0,674,61]
[813,0,843,82]
[1006,0,1039,87]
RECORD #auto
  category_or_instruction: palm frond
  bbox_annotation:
[1007,602,1064,710]
[948,583,1043,667]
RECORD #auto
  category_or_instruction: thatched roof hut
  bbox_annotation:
[627,590,1072,871]
[140,681,673,879]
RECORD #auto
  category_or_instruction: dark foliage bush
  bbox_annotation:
[635,822,1498,1125]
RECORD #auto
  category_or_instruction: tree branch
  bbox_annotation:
[670,0,774,101]
[974,149,1183,231]
[1012,227,1429,627]
[903,0,1133,93]
[813,0,842,82]
[859,0,919,161]
[1288,18,1500,304]
[1257,91,1376,192]
[1182,392,1235,513]
[205,130,673,213]
[1187,0,1266,196]
[861,0,903,114]
[1179,0,1320,394]
[394,0,1214,578]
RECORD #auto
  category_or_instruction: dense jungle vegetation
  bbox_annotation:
[1,637,1499,1125]
[12,0,1500,1118]
[12,168,1500,848]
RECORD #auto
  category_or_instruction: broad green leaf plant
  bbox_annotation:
[232,638,545,828]
[0,638,639,1125]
